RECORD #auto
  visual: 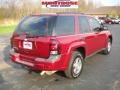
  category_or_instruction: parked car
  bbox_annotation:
[98,17,105,24]
[104,18,114,24]
[10,13,112,78]
[112,18,120,24]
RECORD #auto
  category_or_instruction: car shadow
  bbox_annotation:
[55,71,66,78]
[3,45,66,78]
[3,45,23,70]
[0,74,5,84]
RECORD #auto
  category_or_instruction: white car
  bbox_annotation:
[112,18,120,24]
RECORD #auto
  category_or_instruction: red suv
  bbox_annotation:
[10,13,112,78]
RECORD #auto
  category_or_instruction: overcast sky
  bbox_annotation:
[101,0,120,6]
[89,0,120,6]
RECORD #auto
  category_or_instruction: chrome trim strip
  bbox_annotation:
[16,59,34,67]
[35,55,61,63]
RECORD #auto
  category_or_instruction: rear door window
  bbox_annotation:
[78,16,91,34]
[53,16,75,36]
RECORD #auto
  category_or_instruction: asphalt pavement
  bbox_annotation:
[0,25,120,90]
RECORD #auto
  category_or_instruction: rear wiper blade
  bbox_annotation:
[24,33,34,38]
[26,34,41,38]
[24,32,46,38]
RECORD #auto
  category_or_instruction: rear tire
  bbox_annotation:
[102,38,112,55]
[65,51,83,79]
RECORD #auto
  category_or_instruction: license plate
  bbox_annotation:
[23,41,32,49]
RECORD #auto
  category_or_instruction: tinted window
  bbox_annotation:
[53,16,74,36]
[78,16,91,34]
[89,17,101,31]
[15,16,56,36]
[15,16,74,36]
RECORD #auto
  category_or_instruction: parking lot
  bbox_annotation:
[0,24,120,90]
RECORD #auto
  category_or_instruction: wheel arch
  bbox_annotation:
[64,42,86,71]
[108,35,113,44]
[75,47,86,59]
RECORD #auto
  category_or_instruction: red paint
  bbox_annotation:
[10,13,112,71]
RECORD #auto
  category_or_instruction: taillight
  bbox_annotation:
[10,33,18,48]
[50,39,60,55]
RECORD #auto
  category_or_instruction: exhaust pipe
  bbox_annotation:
[40,71,57,76]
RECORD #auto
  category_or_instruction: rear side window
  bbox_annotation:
[78,16,91,34]
[53,16,74,36]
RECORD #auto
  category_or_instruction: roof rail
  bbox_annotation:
[56,12,85,14]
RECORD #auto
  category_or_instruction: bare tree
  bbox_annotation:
[0,0,91,20]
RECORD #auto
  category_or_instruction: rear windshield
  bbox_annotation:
[15,15,74,36]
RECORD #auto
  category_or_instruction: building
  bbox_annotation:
[85,6,120,17]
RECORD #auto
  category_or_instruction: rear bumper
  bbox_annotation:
[10,49,67,71]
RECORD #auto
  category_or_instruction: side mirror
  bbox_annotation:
[99,24,108,30]
[94,27,101,32]
[94,26,108,32]
[103,26,108,30]
[94,25,108,32]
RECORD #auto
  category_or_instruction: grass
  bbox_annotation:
[0,24,16,35]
